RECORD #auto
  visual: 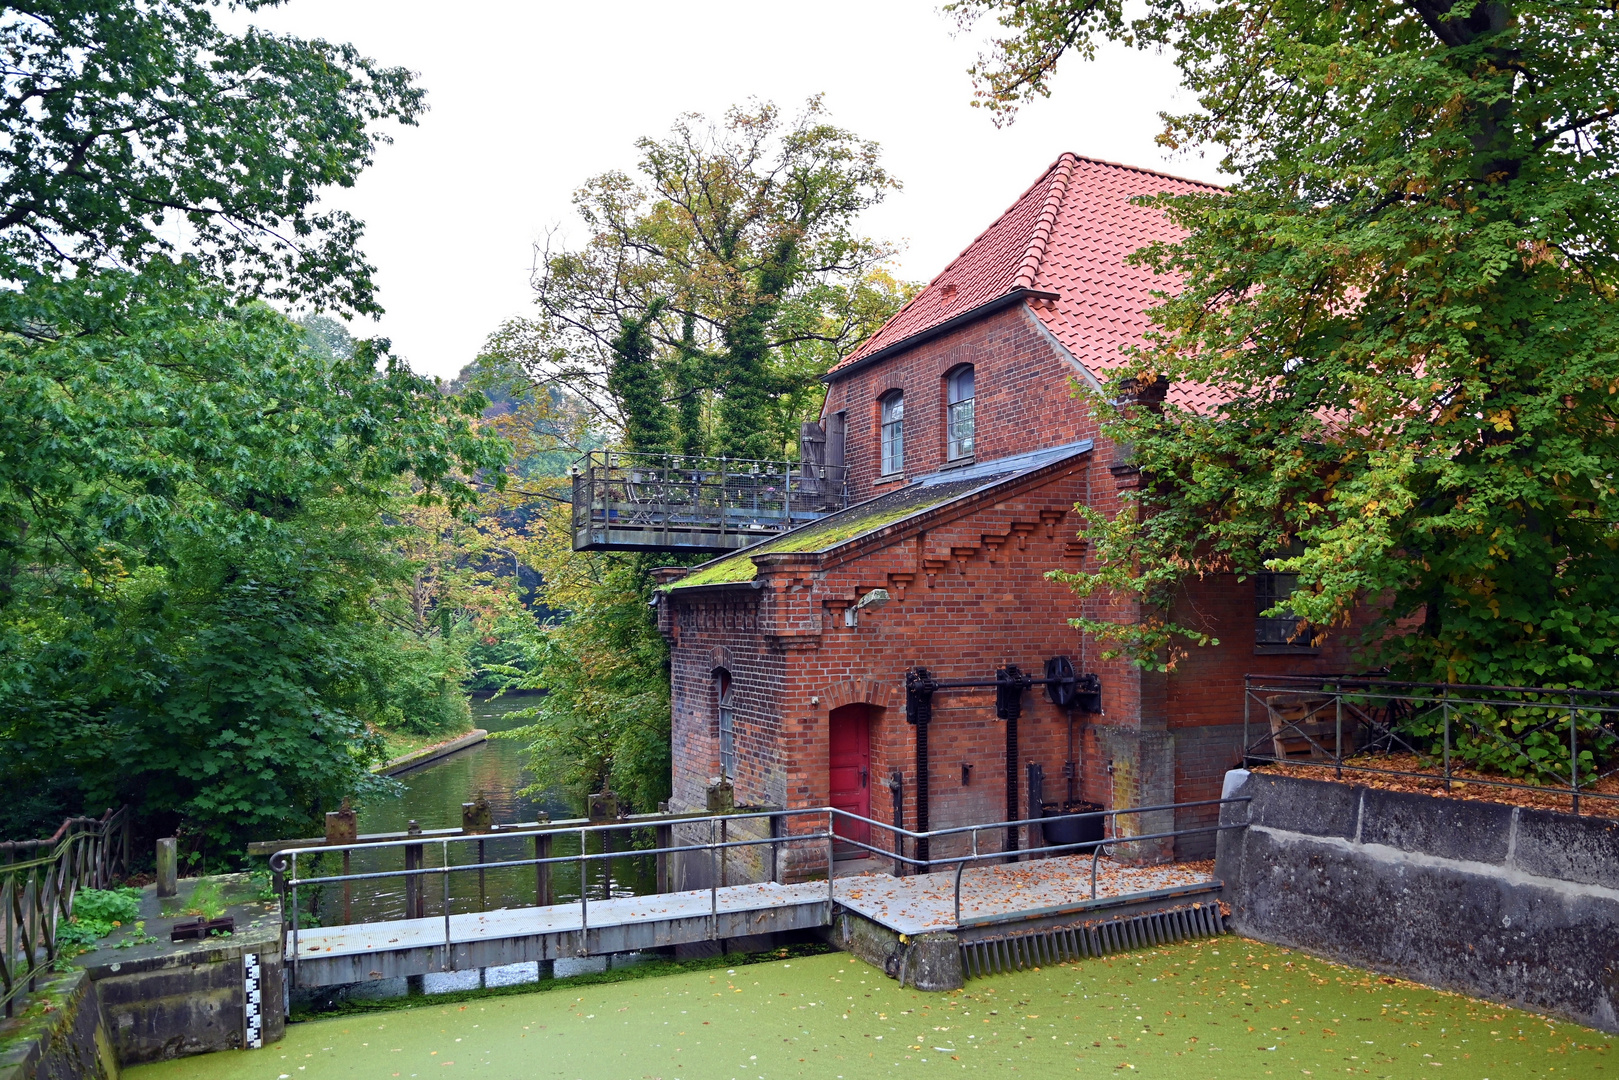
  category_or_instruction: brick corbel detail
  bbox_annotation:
[887,572,915,601]
[981,534,1007,563]
[1039,509,1067,538]
[818,678,903,713]
[922,557,949,588]
[951,546,979,574]
[1010,522,1037,550]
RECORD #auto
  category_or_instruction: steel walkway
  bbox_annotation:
[289,881,831,987]
[270,799,1250,990]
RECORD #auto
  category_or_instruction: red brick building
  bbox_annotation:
[654,154,1354,866]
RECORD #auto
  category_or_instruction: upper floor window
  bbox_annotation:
[880,392,904,475]
[715,669,736,780]
[946,366,975,461]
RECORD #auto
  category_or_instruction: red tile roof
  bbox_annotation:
[832,153,1223,409]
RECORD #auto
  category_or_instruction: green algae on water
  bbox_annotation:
[125,940,1611,1080]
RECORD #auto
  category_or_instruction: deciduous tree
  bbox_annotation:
[956,0,1619,691]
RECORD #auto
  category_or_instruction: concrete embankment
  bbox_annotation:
[1217,768,1619,1033]
[376,729,487,776]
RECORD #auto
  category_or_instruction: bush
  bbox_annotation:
[58,887,143,953]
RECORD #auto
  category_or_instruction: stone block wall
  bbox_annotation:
[1217,770,1619,1032]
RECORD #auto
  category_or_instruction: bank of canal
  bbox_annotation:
[131,940,1609,1079]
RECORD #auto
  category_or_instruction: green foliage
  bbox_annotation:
[0,0,424,315]
[58,887,143,954]
[181,879,227,921]
[496,504,675,813]
[963,1,1619,693]
[1390,698,1619,784]
[492,98,911,461]
[471,104,913,813]
[0,267,508,848]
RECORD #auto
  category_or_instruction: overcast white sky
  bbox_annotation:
[246,1,1223,381]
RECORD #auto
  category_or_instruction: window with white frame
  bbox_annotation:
[880,392,904,475]
[714,669,735,779]
[946,366,975,460]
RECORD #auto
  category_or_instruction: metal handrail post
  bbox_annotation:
[708,818,719,939]
[1090,842,1110,900]
[1243,683,1251,763]
[1335,692,1344,780]
[825,815,835,908]
[1442,692,1451,784]
[290,850,300,988]
[441,841,451,965]
[1571,690,1581,815]
[579,828,589,948]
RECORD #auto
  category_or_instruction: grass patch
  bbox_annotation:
[374,722,477,767]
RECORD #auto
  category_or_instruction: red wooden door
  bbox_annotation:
[828,704,871,848]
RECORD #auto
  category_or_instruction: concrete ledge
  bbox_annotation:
[378,730,488,776]
[76,877,286,1063]
[1513,808,1619,890]
[0,970,116,1080]
[1219,769,1619,1033]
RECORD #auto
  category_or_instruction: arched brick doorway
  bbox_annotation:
[828,703,871,851]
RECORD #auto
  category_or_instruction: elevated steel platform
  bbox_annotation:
[571,451,847,553]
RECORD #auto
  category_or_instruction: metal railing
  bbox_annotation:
[1,806,132,1016]
[820,798,1247,928]
[1245,675,1619,814]
[268,796,1247,983]
[571,450,849,552]
[270,808,833,986]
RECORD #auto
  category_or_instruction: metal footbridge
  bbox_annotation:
[265,800,1247,989]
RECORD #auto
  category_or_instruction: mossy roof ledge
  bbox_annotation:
[662,439,1093,594]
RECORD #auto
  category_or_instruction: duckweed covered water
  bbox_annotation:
[129,939,1610,1079]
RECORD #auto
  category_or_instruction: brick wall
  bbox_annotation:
[664,300,1373,867]
[824,303,1102,502]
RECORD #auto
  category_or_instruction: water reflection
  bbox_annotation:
[298,696,656,927]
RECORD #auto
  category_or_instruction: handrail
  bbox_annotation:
[277,808,836,987]
[1244,675,1619,814]
[270,796,1252,975]
[570,449,850,552]
[1,806,131,1017]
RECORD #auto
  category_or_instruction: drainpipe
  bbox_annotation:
[905,669,934,867]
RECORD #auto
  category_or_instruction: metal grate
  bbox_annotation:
[959,903,1226,979]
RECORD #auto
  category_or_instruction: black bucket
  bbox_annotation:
[1041,800,1104,848]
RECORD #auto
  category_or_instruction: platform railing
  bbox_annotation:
[1244,675,1619,814]
[270,796,1250,982]
[819,798,1249,928]
[0,806,132,1016]
[570,450,849,552]
[271,809,836,986]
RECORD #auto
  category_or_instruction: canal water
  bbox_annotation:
[293,695,658,1000]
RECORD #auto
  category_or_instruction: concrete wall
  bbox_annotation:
[1217,770,1619,1032]
[0,970,117,1080]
